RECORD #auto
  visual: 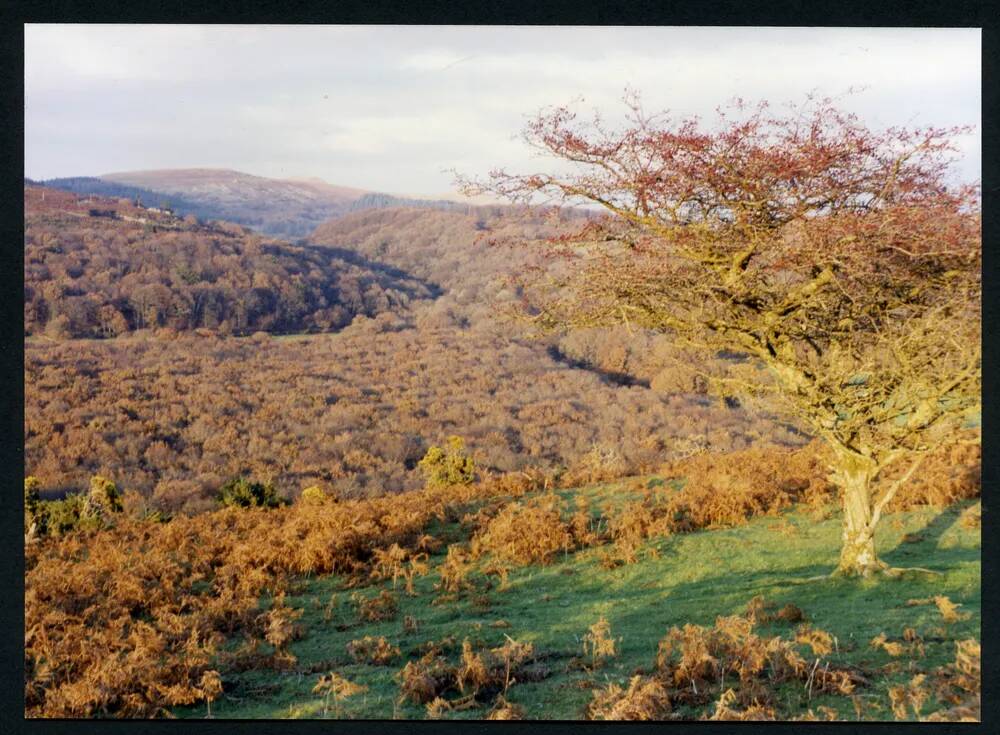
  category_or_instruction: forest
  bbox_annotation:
[27,189,774,510]
[24,185,435,338]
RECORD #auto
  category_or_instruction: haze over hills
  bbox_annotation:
[102,168,367,208]
[35,168,490,238]
[98,168,367,238]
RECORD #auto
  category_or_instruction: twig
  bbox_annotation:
[806,658,820,700]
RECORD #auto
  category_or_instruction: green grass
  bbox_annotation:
[174,479,980,721]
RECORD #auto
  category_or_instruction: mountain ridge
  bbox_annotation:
[41,168,491,238]
[101,167,369,204]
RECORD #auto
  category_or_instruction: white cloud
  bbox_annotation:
[399,49,474,72]
[24,25,981,191]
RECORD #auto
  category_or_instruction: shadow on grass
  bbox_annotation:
[882,500,980,570]
[606,562,829,631]
[594,512,979,646]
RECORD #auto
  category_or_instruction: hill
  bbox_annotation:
[103,168,366,206]
[309,207,717,388]
[93,168,488,238]
[38,169,565,239]
[31,176,227,224]
[24,456,981,720]
[24,185,436,339]
[183,492,981,721]
[98,168,364,237]
[309,206,593,327]
[311,206,559,288]
[26,186,808,508]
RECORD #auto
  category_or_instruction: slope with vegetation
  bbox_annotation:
[24,442,980,720]
[30,177,225,224]
[23,90,981,720]
[309,203,677,383]
[309,205,584,325]
[26,184,790,511]
[100,168,367,237]
[25,316,799,510]
[24,185,434,339]
[309,206,719,390]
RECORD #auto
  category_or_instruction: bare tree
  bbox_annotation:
[459,93,981,577]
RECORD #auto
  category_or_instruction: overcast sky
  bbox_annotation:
[25,25,981,196]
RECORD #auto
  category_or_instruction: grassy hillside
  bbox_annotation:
[25,442,980,720]
[170,478,980,721]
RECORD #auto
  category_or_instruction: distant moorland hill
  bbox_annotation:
[30,168,474,237]
[98,168,363,237]
[26,176,227,223]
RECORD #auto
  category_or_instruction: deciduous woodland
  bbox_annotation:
[26,304,802,512]
[25,189,802,509]
[24,187,434,338]
[22,94,980,721]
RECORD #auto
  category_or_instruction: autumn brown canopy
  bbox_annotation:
[460,93,981,576]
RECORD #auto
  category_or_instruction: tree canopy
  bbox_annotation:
[460,93,981,576]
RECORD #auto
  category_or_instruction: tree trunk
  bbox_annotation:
[831,450,886,577]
